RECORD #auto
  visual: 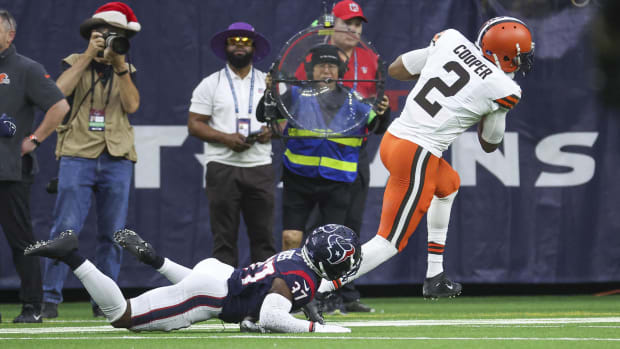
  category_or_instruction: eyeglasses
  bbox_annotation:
[226,36,253,47]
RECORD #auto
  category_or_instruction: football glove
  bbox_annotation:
[313,323,351,333]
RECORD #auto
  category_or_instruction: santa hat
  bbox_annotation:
[80,2,141,39]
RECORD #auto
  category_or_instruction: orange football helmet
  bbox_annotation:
[476,16,535,74]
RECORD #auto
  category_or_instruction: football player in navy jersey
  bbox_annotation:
[24,224,360,333]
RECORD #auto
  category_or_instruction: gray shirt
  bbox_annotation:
[0,44,65,181]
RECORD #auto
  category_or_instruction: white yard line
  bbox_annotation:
[1,317,620,335]
[0,335,620,341]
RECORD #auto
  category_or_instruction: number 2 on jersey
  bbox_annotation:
[414,61,470,117]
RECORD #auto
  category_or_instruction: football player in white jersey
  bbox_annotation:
[315,16,534,298]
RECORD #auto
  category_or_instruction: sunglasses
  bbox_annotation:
[227,36,253,47]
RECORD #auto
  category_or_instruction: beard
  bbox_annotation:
[226,50,253,69]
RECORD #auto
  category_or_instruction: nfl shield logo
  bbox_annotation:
[361,66,368,74]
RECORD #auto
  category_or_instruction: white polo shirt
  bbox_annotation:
[190,64,271,167]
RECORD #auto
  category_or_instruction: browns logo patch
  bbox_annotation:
[0,73,10,85]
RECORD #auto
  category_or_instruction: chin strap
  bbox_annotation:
[515,43,522,68]
[491,53,502,71]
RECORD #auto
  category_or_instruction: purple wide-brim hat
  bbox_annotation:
[210,22,271,63]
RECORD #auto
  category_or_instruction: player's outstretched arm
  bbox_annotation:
[388,55,418,81]
[388,47,429,81]
[259,278,351,333]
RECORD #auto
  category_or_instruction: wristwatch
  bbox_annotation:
[28,134,40,147]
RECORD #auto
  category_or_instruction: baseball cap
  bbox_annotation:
[333,0,368,22]
[308,45,343,67]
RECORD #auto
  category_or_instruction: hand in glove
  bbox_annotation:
[313,323,351,333]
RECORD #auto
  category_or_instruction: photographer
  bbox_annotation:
[40,2,140,319]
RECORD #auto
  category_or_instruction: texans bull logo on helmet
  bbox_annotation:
[326,233,356,266]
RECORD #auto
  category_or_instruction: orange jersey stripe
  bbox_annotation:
[505,95,519,104]
[494,98,513,109]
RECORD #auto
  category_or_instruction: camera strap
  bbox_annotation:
[90,67,114,111]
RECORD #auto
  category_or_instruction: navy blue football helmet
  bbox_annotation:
[301,224,362,281]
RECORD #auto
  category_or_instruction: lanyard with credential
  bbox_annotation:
[352,49,358,91]
[224,66,255,136]
[90,68,113,110]
[88,68,113,132]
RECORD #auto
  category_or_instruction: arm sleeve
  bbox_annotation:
[259,293,313,333]
[480,108,507,144]
[259,293,351,333]
[401,47,429,76]
[26,63,65,111]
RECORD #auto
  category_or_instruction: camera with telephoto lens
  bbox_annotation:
[100,31,130,55]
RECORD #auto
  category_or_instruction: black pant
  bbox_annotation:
[282,168,351,231]
[0,175,43,305]
[206,162,276,267]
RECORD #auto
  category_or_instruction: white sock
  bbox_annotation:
[354,236,398,281]
[73,260,127,322]
[156,258,192,284]
[320,236,398,293]
[426,191,457,278]
[318,236,398,294]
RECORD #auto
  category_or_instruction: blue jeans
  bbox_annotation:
[42,153,133,304]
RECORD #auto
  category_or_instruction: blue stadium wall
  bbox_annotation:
[1,0,619,290]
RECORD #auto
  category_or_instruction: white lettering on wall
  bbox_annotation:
[133,127,598,189]
[534,132,598,187]
[452,132,520,186]
[134,126,187,188]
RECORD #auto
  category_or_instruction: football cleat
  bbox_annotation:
[113,229,158,265]
[24,230,78,259]
[320,292,347,315]
[423,272,463,299]
[344,299,375,313]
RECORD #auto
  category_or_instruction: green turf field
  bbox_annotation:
[1,295,619,348]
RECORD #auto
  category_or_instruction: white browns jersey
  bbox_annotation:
[388,29,522,157]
